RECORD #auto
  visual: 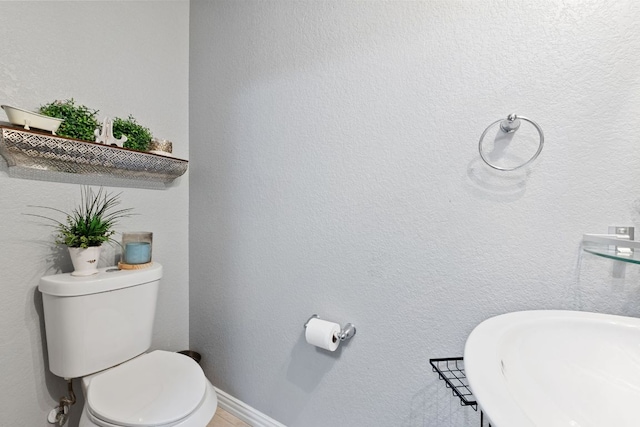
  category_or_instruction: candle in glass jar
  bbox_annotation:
[124,242,151,264]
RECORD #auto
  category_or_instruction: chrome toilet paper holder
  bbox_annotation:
[304,314,356,341]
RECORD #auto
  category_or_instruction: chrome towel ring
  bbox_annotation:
[478,114,544,171]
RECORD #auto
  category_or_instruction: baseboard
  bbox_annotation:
[214,386,286,427]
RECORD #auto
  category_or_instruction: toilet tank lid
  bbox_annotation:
[39,262,163,296]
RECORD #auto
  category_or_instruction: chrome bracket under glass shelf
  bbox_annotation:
[0,124,188,184]
[582,226,640,264]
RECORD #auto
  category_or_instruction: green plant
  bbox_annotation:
[39,99,100,141]
[28,186,133,248]
[113,115,152,152]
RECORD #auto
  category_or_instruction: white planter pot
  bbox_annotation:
[68,246,102,276]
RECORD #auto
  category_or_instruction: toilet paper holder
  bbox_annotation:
[304,314,356,341]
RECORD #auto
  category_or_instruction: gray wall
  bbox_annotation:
[189,1,640,426]
[0,2,189,426]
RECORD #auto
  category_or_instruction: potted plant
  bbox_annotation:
[29,186,133,276]
[39,99,100,141]
[113,115,153,152]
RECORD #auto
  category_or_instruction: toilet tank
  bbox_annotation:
[39,263,163,379]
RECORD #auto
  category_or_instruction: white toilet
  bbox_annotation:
[39,262,218,426]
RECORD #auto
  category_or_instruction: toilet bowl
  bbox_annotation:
[79,351,218,427]
[39,263,218,426]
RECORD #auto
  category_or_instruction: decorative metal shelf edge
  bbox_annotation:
[429,357,477,409]
[0,125,188,183]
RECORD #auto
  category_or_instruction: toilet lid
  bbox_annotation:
[87,350,206,427]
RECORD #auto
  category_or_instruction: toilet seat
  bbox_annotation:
[85,351,206,427]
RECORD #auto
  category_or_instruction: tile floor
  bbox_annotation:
[207,407,251,427]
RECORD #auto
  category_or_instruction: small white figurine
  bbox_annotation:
[95,117,127,147]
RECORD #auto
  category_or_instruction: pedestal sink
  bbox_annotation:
[464,310,640,427]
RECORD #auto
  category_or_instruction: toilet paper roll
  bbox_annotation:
[305,318,341,351]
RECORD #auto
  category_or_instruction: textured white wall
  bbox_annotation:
[0,2,189,426]
[190,1,640,426]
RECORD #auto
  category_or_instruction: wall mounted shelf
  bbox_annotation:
[0,124,188,184]
[583,227,640,265]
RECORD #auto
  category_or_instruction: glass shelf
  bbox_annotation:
[582,232,640,265]
[0,124,187,184]
[583,245,640,265]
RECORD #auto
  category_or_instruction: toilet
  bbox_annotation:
[39,262,218,426]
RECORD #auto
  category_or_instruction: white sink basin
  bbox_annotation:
[464,310,640,427]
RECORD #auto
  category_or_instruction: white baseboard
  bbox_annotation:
[214,386,287,427]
